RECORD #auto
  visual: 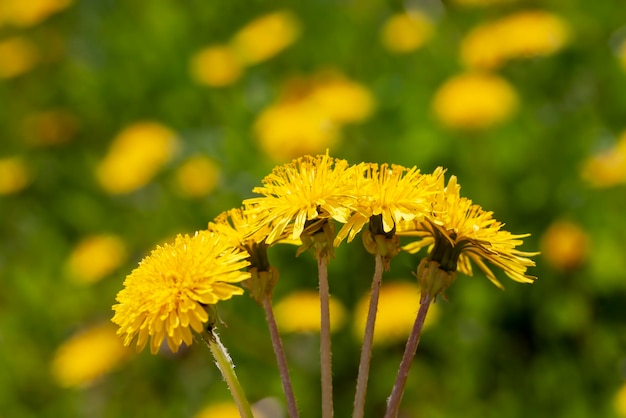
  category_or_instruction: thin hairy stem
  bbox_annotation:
[262,294,300,418]
[318,255,334,418]
[200,329,254,418]
[352,253,384,418]
[384,292,433,418]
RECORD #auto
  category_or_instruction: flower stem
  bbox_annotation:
[384,292,433,418]
[318,255,334,418]
[262,293,300,418]
[200,328,254,418]
[352,252,384,418]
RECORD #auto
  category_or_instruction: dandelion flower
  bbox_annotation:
[432,71,518,130]
[244,153,356,244]
[274,290,346,333]
[65,234,127,284]
[581,133,626,188]
[112,231,250,354]
[335,164,441,245]
[189,45,242,87]
[231,10,300,65]
[50,323,131,388]
[96,121,178,194]
[398,174,537,293]
[380,11,434,54]
[309,73,375,124]
[615,383,626,418]
[0,0,72,27]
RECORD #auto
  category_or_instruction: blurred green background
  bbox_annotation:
[2,0,626,417]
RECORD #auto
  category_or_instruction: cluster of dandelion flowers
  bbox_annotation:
[398,174,537,294]
[112,231,250,354]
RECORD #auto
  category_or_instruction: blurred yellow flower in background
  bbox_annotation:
[432,72,518,130]
[618,39,626,72]
[0,0,71,28]
[21,109,78,146]
[231,10,300,66]
[540,220,589,272]
[96,122,178,194]
[461,10,570,70]
[615,383,626,418]
[581,132,626,188]
[450,0,516,7]
[0,36,38,78]
[112,232,250,354]
[50,323,131,388]
[189,45,242,87]
[0,156,31,195]
[174,155,220,198]
[194,401,271,418]
[353,281,439,346]
[274,290,347,333]
[380,10,434,54]
[65,234,127,284]
[255,72,374,161]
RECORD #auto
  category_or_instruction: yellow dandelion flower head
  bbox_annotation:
[0,156,31,195]
[209,206,273,248]
[335,164,441,245]
[399,174,537,288]
[581,133,626,188]
[432,71,518,130]
[353,281,439,345]
[254,96,339,162]
[50,323,132,388]
[540,220,589,272]
[230,10,300,66]
[0,0,72,27]
[0,36,38,79]
[65,234,127,284]
[112,231,250,354]
[380,10,434,54]
[309,71,375,124]
[189,44,242,87]
[175,155,221,198]
[96,121,178,195]
[244,152,356,244]
[274,290,347,333]
[21,109,78,147]
[461,10,569,70]
[618,38,626,72]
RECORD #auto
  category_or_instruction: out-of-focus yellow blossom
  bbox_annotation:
[0,36,38,79]
[255,73,374,161]
[461,10,570,70]
[21,109,78,146]
[540,220,588,272]
[255,98,339,162]
[274,290,347,333]
[231,10,300,66]
[96,122,178,194]
[174,156,220,197]
[309,73,375,123]
[618,39,626,72]
[65,234,127,284]
[0,0,71,27]
[432,72,518,130]
[194,401,269,418]
[189,45,242,87]
[380,11,434,54]
[353,281,439,346]
[0,156,31,195]
[615,383,626,418]
[450,0,515,6]
[50,323,132,388]
[581,134,626,188]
